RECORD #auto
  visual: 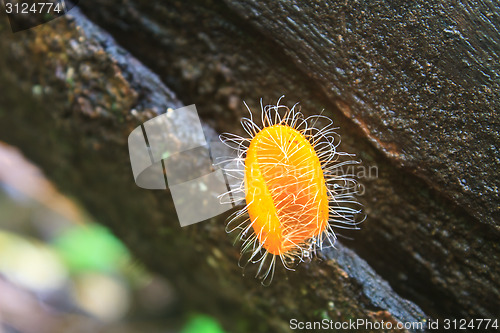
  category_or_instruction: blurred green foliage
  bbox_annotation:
[52,223,130,274]
[181,314,227,333]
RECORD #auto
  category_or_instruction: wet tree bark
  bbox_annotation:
[0,1,498,331]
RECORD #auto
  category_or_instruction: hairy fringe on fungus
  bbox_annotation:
[219,97,363,285]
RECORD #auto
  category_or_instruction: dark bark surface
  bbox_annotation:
[0,8,425,333]
[75,0,499,319]
[0,0,499,331]
[224,0,500,228]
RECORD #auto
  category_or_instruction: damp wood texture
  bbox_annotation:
[0,1,499,332]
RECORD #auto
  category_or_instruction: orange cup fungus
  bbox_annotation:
[245,124,329,256]
[220,98,362,284]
